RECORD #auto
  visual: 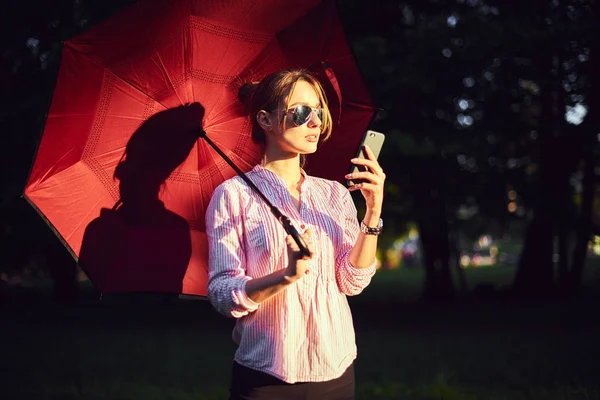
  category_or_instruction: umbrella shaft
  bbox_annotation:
[197,130,311,258]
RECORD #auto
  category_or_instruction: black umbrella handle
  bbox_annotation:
[197,128,312,258]
[278,215,312,259]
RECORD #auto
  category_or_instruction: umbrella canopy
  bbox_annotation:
[24,0,375,297]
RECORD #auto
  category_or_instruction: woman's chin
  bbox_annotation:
[299,144,319,154]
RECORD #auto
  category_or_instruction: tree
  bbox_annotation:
[340,0,598,299]
[512,0,597,297]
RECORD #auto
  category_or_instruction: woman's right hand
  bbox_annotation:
[245,228,315,303]
[284,228,314,282]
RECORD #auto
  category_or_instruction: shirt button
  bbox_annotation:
[300,224,305,229]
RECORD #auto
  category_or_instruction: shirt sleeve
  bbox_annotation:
[206,181,259,318]
[334,183,377,296]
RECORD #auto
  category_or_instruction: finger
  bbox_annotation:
[348,182,383,193]
[345,171,379,183]
[305,236,315,254]
[363,145,377,161]
[288,233,313,260]
[298,231,311,248]
[286,235,300,251]
[299,229,315,258]
[346,172,386,188]
[299,228,313,244]
[351,157,383,175]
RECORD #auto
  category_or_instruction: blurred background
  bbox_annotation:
[2,1,600,399]
[2,0,599,303]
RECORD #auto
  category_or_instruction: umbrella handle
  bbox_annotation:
[278,215,312,258]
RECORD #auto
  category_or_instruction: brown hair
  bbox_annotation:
[238,69,333,147]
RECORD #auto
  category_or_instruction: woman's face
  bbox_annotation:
[264,80,323,157]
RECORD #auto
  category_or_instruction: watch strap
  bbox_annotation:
[360,218,383,235]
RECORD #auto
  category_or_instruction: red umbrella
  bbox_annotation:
[23,0,375,297]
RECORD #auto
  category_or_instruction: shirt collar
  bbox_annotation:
[251,164,310,194]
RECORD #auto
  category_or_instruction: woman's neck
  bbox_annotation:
[262,156,303,189]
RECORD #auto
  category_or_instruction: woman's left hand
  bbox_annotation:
[345,145,386,213]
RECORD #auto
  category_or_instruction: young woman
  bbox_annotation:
[205,69,385,400]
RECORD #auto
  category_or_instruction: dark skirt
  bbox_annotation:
[229,361,355,400]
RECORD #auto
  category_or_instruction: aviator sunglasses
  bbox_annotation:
[282,105,324,126]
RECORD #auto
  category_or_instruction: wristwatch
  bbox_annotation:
[360,218,383,235]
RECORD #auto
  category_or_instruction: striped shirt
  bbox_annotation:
[205,164,376,384]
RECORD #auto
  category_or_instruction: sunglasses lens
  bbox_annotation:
[316,108,323,121]
[292,105,323,126]
[292,105,311,125]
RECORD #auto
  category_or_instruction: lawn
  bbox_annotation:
[1,262,599,399]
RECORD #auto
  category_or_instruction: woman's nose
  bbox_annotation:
[307,110,322,128]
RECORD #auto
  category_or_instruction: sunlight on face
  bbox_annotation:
[267,80,322,158]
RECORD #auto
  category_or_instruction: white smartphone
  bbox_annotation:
[346,130,385,187]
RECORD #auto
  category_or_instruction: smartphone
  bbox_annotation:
[346,130,385,187]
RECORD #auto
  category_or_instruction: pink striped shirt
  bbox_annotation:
[205,165,376,384]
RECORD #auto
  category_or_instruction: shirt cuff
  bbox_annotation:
[234,277,259,312]
[348,258,377,275]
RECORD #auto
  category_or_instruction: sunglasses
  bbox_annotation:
[283,105,324,126]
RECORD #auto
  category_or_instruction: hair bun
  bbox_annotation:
[238,82,259,109]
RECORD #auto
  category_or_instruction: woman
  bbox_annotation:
[205,69,385,399]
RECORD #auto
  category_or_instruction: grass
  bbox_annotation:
[359,256,600,303]
[356,264,519,303]
[355,330,599,400]
[1,261,600,399]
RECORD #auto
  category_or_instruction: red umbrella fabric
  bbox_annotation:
[24,0,375,297]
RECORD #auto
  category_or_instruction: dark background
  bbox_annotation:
[2,0,599,302]
[1,1,600,399]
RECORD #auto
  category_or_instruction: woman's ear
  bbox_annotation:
[256,110,273,131]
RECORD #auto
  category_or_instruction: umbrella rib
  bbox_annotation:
[203,1,260,119]
[87,147,128,165]
[108,69,171,110]
[32,147,76,186]
[186,19,195,105]
[153,52,184,105]
[64,44,172,110]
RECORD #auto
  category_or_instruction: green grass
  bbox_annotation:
[2,303,236,400]
[355,330,599,400]
[2,303,598,400]
[2,260,600,399]
[356,264,519,303]
[360,256,600,303]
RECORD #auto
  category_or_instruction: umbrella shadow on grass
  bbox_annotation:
[79,103,205,299]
